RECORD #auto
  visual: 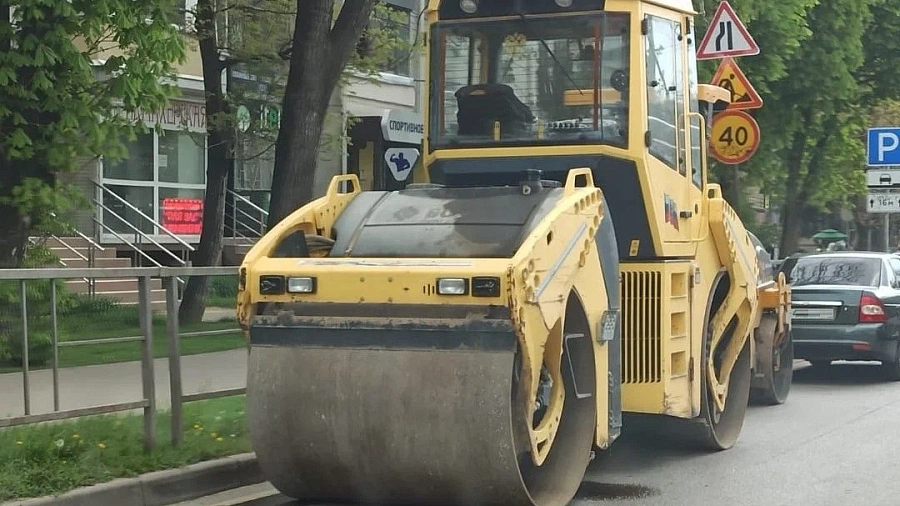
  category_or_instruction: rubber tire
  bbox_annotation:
[695,324,752,451]
[749,316,794,406]
[880,342,900,381]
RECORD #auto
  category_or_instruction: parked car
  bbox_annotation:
[778,252,900,379]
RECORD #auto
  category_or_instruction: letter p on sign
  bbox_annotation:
[868,128,900,166]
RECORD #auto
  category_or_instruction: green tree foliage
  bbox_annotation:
[691,0,816,214]
[0,0,186,268]
[759,0,874,254]
[692,0,895,254]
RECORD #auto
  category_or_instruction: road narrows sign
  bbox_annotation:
[697,1,760,60]
[710,110,760,165]
[710,57,763,110]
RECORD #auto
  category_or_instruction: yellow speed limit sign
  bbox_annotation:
[710,110,760,165]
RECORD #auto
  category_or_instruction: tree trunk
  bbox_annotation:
[267,0,377,229]
[0,2,26,269]
[178,0,233,325]
[779,112,837,255]
[0,203,28,269]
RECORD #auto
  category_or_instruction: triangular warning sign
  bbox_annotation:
[697,1,760,60]
[710,57,763,110]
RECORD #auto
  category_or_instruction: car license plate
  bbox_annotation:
[789,307,835,321]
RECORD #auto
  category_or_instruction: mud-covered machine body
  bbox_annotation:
[237,0,788,504]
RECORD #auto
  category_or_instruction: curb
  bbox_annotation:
[2,453,263,506]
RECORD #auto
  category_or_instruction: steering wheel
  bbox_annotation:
[610,69,628,93]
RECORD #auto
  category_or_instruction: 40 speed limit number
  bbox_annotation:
[709,110,761,165]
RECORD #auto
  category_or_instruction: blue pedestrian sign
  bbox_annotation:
[867,127,900,166]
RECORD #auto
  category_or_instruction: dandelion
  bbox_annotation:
[211,432,218,438]
[97,442,106,449]
[72,434,80,440]
[55,439,64,448]
[216,437,223,442]
[230,434,236,438]
[15,441,23,446]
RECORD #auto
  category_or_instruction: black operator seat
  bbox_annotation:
[455,84,535,137]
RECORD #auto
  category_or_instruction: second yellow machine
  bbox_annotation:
[237,0,792,504]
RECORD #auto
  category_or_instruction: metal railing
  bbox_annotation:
[92,181,197,288]
[225,189,268,246]
[0,266,242,450]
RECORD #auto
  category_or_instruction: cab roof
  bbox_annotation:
[426,0,697,16]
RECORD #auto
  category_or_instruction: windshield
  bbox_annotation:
[428,13,630,150]
[785,256,883,287]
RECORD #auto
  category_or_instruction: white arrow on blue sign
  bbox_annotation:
[868,127,900,166]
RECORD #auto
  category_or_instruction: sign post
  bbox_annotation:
[699,2,763,166]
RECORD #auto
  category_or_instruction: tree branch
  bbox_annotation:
[328,0,378,83]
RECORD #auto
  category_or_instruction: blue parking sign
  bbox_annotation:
[868,127,900,166]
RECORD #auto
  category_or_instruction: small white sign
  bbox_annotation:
[867,168,900,188]
[867,193,900,213]
[381,109,424,144]
[384,148,419,182]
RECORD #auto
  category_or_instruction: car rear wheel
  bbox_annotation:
[879,342,900,382]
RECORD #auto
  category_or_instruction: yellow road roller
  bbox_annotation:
[237,1,791,504]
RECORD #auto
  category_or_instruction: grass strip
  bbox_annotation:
[0,395,251,502]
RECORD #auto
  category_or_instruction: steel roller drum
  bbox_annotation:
[247,313,596,506]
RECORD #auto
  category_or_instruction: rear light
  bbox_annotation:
[859,292,887,323]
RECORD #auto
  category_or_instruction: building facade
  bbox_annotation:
[62,0,427,261]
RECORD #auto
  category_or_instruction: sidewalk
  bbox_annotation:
[0,349,248,420]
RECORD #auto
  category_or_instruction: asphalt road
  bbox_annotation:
[188,361,900,506]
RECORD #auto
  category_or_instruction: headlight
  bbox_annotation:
[437,278,469,295]
[287,276,317,294]
[459,0,477,14]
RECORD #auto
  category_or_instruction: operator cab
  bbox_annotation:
[422,0,728,260]
[429,2,631,150]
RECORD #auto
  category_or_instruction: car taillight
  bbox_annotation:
[859,292,887,323]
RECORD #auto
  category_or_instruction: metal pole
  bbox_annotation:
[885,213,891,252]
[138,276,156,450]
[166,278,183,446]
[20,280,29,416]
[51,280,60,412]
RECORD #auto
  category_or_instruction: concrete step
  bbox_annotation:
[88,288,167,305]
[57,256,132,269]
[43,236,96,249]
[50,246,118,261]
[65,277,163,294]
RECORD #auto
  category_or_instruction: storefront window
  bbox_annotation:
[103,185,155,235]
[158,131,206,184]
[103,132,154,181]
[99,108,208,237]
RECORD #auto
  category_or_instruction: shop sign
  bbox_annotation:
[124,100,207,131]
[381,109,424,144]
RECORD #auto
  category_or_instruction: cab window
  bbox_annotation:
[644,15,680,170]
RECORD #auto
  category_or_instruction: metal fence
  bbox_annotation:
[0,266,243,450]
